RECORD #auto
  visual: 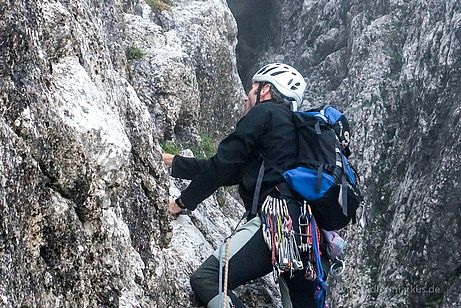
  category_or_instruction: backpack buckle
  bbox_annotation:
[323,164,336,174]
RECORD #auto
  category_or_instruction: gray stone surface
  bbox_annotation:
[0,0,260,307]
[1,0,460,307]
[228,0,461,307]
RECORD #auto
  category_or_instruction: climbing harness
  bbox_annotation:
[218,194,340,308]
[260,196,303,281]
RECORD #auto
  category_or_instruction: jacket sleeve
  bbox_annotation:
[171,156,206,180]
[178,104,272,210]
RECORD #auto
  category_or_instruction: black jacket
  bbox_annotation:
[171,100,298,212]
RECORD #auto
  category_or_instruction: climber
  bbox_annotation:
[162,63,329,308]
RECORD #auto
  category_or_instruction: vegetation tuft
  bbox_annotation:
[145,0,173,12]
[194,132,217,160]
[126,46,144,60]
[160,140,181,155]
[160,131,217,160]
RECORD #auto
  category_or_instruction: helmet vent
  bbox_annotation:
[287,78,293,85]
[270,70,288,76]
[261,66,278,75]
[291,86,298,90]
[256,65,269,74]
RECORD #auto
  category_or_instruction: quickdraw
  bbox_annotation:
[298,201,324,282]
[261,196,303,280]
[261,197,329,308]
[298,201,310,253]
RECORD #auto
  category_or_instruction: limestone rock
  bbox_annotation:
[2,0,460,307]
[228,0,461,307]
[0,0,247,307]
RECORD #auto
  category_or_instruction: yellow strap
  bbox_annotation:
[307,204,312,216]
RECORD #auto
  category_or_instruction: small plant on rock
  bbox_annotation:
[145,0,173,12]
[126,46,144,60]
[161,140,181,155]
[190,132,218,160]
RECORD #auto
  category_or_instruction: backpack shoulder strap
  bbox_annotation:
[250,153,289,216]
[250,160,266,216]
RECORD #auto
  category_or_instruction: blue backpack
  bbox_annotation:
[250,105,363,230]
[282,105,363,230]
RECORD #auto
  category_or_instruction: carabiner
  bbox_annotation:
[330,257,346,277]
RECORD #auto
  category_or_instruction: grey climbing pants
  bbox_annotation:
[190,202,326,308]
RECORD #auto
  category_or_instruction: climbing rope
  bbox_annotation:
[222,239,230,307]
[218,211,247,308]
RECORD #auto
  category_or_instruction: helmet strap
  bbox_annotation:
[255,82,264,105]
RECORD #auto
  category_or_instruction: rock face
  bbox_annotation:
[125,0,244,143]
[1,0,460,307]
[0,0,260,307]
[229,0,461,307]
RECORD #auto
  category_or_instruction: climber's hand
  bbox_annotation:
[162,153,175,167]
[168,198,183,215]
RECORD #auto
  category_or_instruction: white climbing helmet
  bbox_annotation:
[252,63,306,107]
